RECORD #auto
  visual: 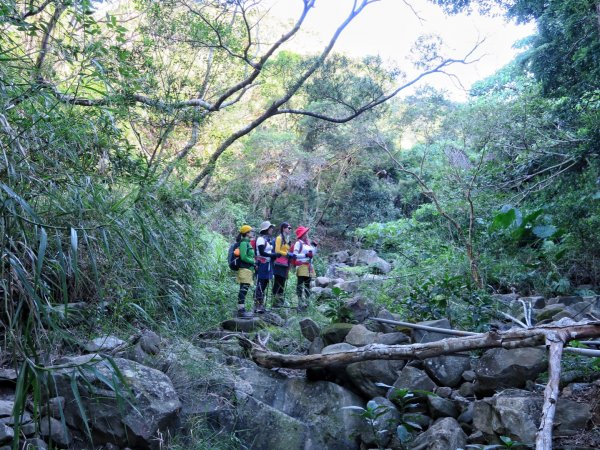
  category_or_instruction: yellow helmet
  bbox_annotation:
[239,224,252,234]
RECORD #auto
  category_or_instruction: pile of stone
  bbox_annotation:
[3,290,599,449]
[299,313,599,449]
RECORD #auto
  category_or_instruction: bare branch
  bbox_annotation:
[275,54,478,123]
[34,1,66,74]
[188,0,373,190]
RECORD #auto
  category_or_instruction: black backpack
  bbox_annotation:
[228,242,241,271]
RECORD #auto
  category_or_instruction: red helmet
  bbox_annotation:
[295,226,309,239]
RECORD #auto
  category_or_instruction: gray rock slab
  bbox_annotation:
[221,317,266,332]
[392,366,437,395]
[40,415,72,447]
[345,324,378,346]
[347,359,406,398]
[474,347,547,394]
[0,401,12,418]
[316,277,331,288]
[321,323,354,345]
[0,424,13,445]
[424,354,471,388]
[139,330,161,355]
[0,369,17,384]
[84,335,126,352]
[50,355,181,449]
[427,396,459,419]
[409,417,467,450]
[375,332,410,345]
[299,318,321,342]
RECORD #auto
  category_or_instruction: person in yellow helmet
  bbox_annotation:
[236,225,255,317]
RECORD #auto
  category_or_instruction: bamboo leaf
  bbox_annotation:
[35,227,48,289]
[70,228,78,285]
[70,372,92,442]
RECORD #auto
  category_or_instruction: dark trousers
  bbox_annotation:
[238,283,250,307]
[296,276,311,305]
[254,278,269,306]
[272,275,287,306]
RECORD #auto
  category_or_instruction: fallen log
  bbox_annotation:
[246,318,600,369]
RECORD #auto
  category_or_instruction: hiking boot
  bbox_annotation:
[237,308,253,318]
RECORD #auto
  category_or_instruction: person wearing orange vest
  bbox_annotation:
[293,226,318,311]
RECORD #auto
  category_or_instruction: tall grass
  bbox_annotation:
[1,78,234,450]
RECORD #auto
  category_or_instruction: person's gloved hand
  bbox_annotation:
[290,253,297,259]
[306,251,313,258]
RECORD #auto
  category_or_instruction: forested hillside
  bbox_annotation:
[1,0,599,449]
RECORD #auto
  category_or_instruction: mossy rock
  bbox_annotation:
[321,323,354,345]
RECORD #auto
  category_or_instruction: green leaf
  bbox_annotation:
[592,191,600,200]
[70,373,92,441]
[35,227,48,288]
[70,228,79,285]
[532,225,557,239]
[396,424,412,443]
[490,206,516,231]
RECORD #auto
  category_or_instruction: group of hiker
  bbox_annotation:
[229,221,318,318]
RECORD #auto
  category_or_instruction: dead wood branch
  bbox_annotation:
[370,317,600,357]
[248,319,600,370]
[536,335,564,449]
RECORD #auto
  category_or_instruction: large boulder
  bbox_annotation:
[423,354,471,388]
[329,251,351,264]
[224,359,366,450]
[351,250,392,274]
[474,348,547,394]
[221,317,267,332]
[39,416,72,448]
[347,359,406,398]
[392,366,437,395]
[0,424,13,445]
[472,389,591,445]
[316,277,332,288]
[344,296,375,323]
[409,417,467,450]
[344,325,378,346]
[325,263,354,280]
[412,319,471,388]
[50,355,181,449]
[321,323,354,345]
[83,335,126,353]
[427,396,459,419]
[412,318,452,343]
[299,318,321,342]
[164,340,366,449]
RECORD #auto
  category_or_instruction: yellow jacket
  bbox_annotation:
[274,235,292,256]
